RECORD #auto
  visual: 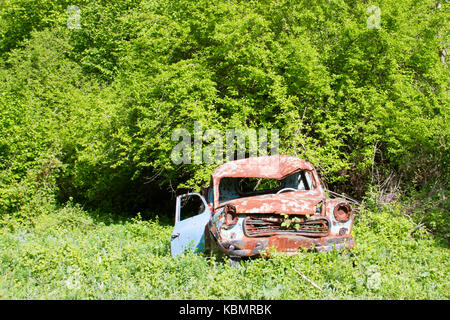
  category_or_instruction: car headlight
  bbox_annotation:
[333,203,352,222]
[224,204,238,226]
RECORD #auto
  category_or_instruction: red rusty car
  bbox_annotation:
[170,155,354,259]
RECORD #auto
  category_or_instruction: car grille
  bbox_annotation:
[243,215,329,238]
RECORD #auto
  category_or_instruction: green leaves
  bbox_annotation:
[0,0,448,215]
[280,214,302,230]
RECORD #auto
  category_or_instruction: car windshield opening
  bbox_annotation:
[218,170,315,203]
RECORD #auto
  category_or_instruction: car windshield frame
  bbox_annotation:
[217,170,318,204]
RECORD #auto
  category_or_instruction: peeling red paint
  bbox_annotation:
[212,155,323,210]
[186,155,354,258]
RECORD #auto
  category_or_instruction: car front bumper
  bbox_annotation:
[207,232,354,258]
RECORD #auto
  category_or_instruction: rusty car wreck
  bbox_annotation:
[170,155,354,260]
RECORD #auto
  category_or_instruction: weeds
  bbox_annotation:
[0,201,448,299]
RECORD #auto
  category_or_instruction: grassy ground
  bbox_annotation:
[0,202,448,299]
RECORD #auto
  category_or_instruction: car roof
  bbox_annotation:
[212,155,314,180]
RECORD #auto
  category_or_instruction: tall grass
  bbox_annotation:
[0,202,448,299]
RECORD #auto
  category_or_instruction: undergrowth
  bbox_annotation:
[0,200,448,299]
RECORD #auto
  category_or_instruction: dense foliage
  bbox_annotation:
[0,0,448,299]
[1,0,448,214]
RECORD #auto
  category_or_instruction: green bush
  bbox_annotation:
[1,0,448,215]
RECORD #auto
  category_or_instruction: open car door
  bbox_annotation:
[170,193,211,257]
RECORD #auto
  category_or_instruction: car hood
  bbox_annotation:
[218,191,324,215]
